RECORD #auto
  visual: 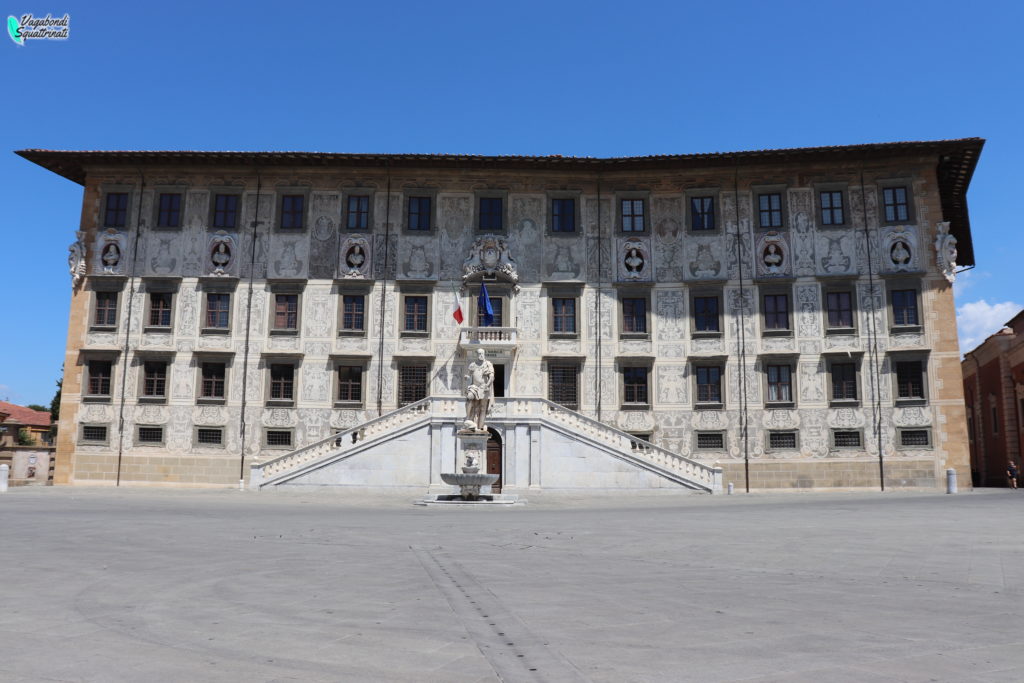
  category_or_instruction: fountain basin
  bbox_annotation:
[440,472,499,487]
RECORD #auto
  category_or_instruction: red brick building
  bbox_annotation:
[962,310,1024,486]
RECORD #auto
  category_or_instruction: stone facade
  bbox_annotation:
[21,139,982,490]
[962,310,1024,487]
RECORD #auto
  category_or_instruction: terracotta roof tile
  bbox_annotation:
[0,401,51,427]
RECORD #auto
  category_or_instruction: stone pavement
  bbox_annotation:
[1,487,1023,682]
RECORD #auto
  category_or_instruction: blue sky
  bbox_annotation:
[2,0,1022,405]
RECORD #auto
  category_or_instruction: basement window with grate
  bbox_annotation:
[266,430,293,448]
[696,432,725,450]
[196,428,224,446]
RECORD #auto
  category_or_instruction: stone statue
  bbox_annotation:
[461,348,494,433]
[68,231,86,289]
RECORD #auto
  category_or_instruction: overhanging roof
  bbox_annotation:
[15,137,984,265]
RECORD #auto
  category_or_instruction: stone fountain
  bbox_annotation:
[441,432,499,501]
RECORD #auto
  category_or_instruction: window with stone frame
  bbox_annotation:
[398,364,429,405]
[891,289,919,327]
[196,427,224,446]
[404,295,429,333]
[137,426,164,444]
[695,365,723,405]
[269,364,295,402]
[622,366,650,407]
[830,362,858,401]
[341,294,365,332]
[825,290,854,329]
[212,194,239,229]
[200,362,226,399]
[148,292,173,327]
[621,297,648,335]
[337,365,363,404]
[346,194,370,230]
[273,294,299,331]
[762,293,790,331]
[548,363,579,410]
[765,364,793,404]
[690,196,715,231]
[142,361,168,399]
[157,193,183,228]
[205,292,231,330]
[265,429,293,448]
[479,197,503,231]
[551,197,576,233]
[758,193,783,228]
[693,295,720,333]
[87,360,113,397]
[620,198,645,232]
[94,291,118,327]
[104,192,129,228]
[551,297,577,336]
[477,296,504,327]
[820,190,845,225]
[407,196,432,231]
[280,194,305,230]
[882,186,910,223]
[895,360,926,401]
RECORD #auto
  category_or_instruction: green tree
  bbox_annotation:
[26,404,47,412]
[17,428,36,446]
[49,372,62,440]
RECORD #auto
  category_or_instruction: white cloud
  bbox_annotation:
[957,299,1022,354]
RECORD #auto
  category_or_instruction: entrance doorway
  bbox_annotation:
[486,427,502,492]
[493,364,506,397]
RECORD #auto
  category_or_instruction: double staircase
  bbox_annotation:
[249,397,722,493]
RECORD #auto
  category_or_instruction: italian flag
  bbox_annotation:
[451,293,464,324]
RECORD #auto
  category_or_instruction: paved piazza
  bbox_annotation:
[1,488,1022,682]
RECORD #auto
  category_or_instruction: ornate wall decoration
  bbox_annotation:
[791,212,816,276]
[893,406,932,426]
[263,408,296,427]
[304,293,332,337]
[618,340,652,355]
[687,240,723,279]
[799,409,828,457]
[135,404,168,425]
[619,410,654,433]
[372,235,397,279]
[300,363,329,402]
[463,235,517,285]
[616,237,651,282]
[68,230,87,288]
[755,231,790,278]
[304,341,330,356]
[86,332,117,346]
[799,360,824,402]
[656,290,686,340]
[934,221,958,283]
[516,290,540,339]
[339,235,371,279]
[177,286,197,336]
[763,408,799,430]
[693,409,724,430]
[828,407,864,428]
[440,194,471,231]
[857,283,884,336]
[656,365,687,404]
[795,284,820,338]
[816,233,855,275]
[271,238,306,278]
[546,241,580,281]
[660,344,685,358]
[334,336,368,353]
[93,229,128,276]
[546,339,580,355]
[584,290,613,340]
[208,230,236,276]
[148,235,179,275]
[880,225,918,274]
[312,214,335,242]
[691,338,724,354]
[193,404,227,425]
[398,337,430,353]
[267,335,300,351]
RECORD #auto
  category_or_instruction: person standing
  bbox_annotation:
[1008,460,1019,490]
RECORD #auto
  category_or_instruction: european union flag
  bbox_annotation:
[478,282,494,327]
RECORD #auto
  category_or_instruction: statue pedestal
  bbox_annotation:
[418,430,523,506]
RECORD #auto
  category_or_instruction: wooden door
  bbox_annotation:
[486,437,502,492]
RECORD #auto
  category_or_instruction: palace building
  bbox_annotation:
[19,138,982,492]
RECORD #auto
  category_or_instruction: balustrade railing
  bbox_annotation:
[459,326,518,345]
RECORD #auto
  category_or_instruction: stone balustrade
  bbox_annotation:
[458,326,518,348]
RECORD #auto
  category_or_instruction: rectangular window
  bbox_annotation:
[157,193,182,228]
[820,191,844,225]
[833,430,862,448]
[696,366,723,404]
[623,367,649,405]
[269,364,294,401]
[213,194,239,229]
[691,196,715,231]
[694,296,720,333]
[622,298,647,334]
[197,428,223,446]
[621,198,645,232]
[143,361,167,398]
[826,291,853,329]
[477,297,504,327]
[274,294,299,331]
[551,298,576,335]
[407,196,432,231]
[479,197,503,230]
[81,425,108,442]
[551,198,576,232]
[138,426,164,444]
[758,193,783,228]
[883,187,909,223]
[94,291,118,327]
[404,296,428,332]
[763,294,790,330]
[549,364,579,409]
[892,290,919,326]
[769,431,797,450]
[341,294,365,331]
[895,361,925,400]
[696,432,724,450]
[831,363,858,401]
[899,429,930,447]
[148,293,173,327]
[347,195,370,230]
[205,293,231,329]
[266,430,292,447]
[766,365,793,403]
[337,366,363,403]
[87,360,112,396]
[104,192,129,228]
[280,195,305,230]
[201,362,226,399]
[398,364,429,405]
